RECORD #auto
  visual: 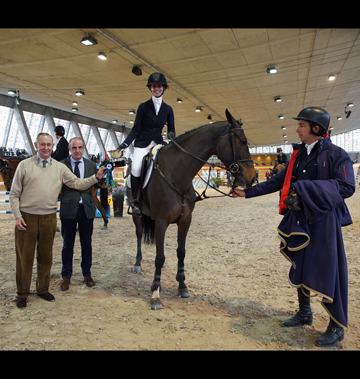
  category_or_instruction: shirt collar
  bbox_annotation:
[37,154,52,165]
[70,156,83,165]
[305,140,318,155]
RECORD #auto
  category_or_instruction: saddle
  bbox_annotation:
[126,144,163,192]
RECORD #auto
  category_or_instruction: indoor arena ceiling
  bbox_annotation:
[0,28,360,147]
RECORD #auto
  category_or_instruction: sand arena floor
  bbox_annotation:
[1,187,359,350]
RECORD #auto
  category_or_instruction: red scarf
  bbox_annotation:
[279,148,300,215]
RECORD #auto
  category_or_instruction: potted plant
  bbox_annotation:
[109,181,126,217]
[210,177,223,188]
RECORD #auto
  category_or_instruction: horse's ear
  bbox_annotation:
[225,109,243,127]
[225,109,233,124]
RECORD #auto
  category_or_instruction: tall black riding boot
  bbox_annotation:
[281,287,313,327]
[130,175,142,216]
[315,318,344,347]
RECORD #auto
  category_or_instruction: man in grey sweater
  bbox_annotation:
[9,133,106,308]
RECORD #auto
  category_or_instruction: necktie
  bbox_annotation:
[42,159,48,168]
[74,161,80,178]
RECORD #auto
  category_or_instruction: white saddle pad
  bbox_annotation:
[126,145,162,190]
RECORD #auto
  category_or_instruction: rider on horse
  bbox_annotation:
[116,72,175,216]
[271,147,288,177]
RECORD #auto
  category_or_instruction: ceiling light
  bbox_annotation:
[274,97,282,102]
[72,101,78,106]
[195,107,202,112]
[278,115,284,119]
[177,98,183,103]
[72,108,78,112]
[284,140,288,143]
[281,126,286,130]
[81,35,98,46]
[267,66,277,74]
[132,66,142,76]
[347,102,354,107]
[98,52,107,60]
[7,89,16,95]
[328,74,336,81]
[112,120,118,124]
[337,116,342,120]
[75,90,85,96]
[129,110,135,115]
[283,134,287,138]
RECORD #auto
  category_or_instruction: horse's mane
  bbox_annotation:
[174,120,228,144]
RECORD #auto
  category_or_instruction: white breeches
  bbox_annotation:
[131,141,157,177]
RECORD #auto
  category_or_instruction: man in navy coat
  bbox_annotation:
[117,72,175,215]
[233,107,355,347]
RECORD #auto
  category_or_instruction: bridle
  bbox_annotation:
[153,123,253,204]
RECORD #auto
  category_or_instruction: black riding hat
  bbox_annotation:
[147,72,168,89]
[293,107,330,135]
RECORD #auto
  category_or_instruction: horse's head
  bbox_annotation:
[0,159,14,191]
[216,109,256,189]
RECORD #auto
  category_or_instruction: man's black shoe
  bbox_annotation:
[315,320,344,347]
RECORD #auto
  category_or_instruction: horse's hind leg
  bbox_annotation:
[176,214,191,298]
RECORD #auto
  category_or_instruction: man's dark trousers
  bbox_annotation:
[61,205,93,278]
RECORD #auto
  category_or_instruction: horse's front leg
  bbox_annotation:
[176,214,191,298]
[149,221,167,310]
[133,215,143,273]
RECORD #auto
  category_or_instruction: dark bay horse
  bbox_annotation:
[129,109,256,310]
[0,156,109,229]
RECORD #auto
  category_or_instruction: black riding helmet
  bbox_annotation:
[147,72,168,92]
[54,125,65,136]
[293,107,330,136]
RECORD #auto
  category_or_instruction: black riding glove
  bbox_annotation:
[117,143,127,151]
[283,188,302,211]
[168,131,175,140]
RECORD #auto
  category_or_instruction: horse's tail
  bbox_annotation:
[100,187,109,211]
[142,214,155,244]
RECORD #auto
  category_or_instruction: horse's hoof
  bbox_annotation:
[178,288,190,298]
[149,298,162,310]
[133,266,141,273]
[101,226,108,230]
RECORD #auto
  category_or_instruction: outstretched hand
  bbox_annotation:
[230,188,246,198]
[96,166,106,180]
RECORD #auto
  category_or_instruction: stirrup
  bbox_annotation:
[127,201,142,216]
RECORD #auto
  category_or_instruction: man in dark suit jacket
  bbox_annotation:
[117,72,175,215]
[52,125,69,161]
[59,137,99,291]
